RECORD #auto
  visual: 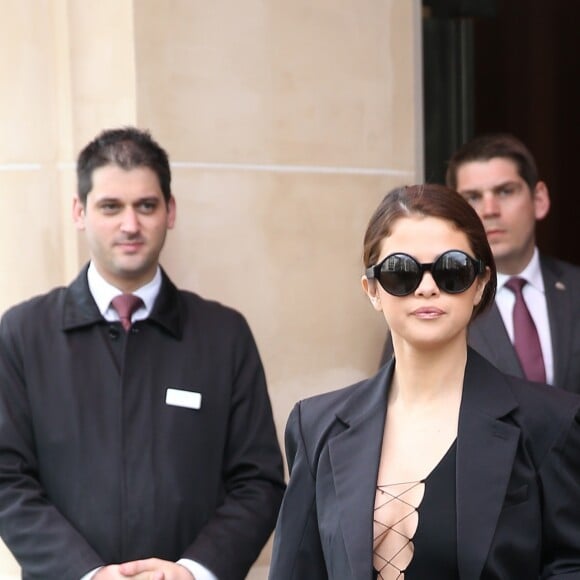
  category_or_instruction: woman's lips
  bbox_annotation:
[411,307,444,319]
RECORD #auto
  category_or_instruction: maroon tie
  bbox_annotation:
[505,277,546,383]
[111,294,143,332]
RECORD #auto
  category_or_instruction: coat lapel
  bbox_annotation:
[541,257,572,387]
[328,363,392,579]
[324,352,522,579]
[62,265,107,330]
[148,268,184,338]
[456,350,520,579]
[468,304,523,378]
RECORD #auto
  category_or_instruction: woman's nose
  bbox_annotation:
[415,270,439,296]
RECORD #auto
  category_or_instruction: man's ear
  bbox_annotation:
[533,181,550,221]
[166,195,176,229]
[72,197,86,230]
[361,276,382,311]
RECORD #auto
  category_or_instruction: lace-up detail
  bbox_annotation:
[373,480,425,579]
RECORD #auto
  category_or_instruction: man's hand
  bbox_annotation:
[116,558,195,580]
[93,566,126,579]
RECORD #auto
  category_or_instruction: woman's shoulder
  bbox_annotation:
[295,379,371,424]
[488,370,580,463]
[466,349,580,449]
[507,375,580,429]
[288,364,391,445]
[468,348,580,419]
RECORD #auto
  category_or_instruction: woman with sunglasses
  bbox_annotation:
[269,184,580,579]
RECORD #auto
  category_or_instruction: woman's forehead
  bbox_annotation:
[378,216,471,261]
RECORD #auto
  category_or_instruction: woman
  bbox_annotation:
[269,185,580,579]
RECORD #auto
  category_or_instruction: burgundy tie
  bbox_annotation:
[505,277,546,383]
[111,294,143,332]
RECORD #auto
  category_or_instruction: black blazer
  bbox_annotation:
[269,349,580,579]
[381,255,580,394]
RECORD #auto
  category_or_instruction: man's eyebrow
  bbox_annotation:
[490,180,520,193]
[457,180,520,195]
[95,196,121,204]
[133,196,161,205]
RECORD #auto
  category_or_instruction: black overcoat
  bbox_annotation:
[0,267,285,580]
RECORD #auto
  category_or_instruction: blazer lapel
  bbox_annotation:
[456,350,520,579]
[468,304,524,378]
[328,363,392,579]
[541,257,572,387]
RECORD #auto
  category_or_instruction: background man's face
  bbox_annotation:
[455,157,549,275]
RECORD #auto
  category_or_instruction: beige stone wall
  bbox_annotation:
[0,0,423,576]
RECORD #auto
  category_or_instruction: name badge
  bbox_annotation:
[165,388,202,410]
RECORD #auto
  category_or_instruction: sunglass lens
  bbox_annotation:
[378,254,420,296]
[433,251,476,293]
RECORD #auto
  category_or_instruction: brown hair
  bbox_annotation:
[446,133,538,192]
[363,184,496,318]
[76,127,172,205]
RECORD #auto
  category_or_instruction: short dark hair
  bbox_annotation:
[76,127,172,204]
[363,184,496,319]
[446,133,538,192]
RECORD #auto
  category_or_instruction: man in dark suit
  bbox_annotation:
[381,134,580,393]
[0,127,285,580]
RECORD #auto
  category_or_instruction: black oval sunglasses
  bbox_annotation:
[366,250,485,297]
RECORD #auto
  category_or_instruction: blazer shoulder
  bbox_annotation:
[505,374,580,450]
[285,379,369,470]
[290,368,387,449]
[541,254,580,284]
[296,379,367,427]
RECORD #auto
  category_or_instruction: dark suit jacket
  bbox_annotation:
[269,350,580,579]
[381,255,580,394]
[0,267,285,580]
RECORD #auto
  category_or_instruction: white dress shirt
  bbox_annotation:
[80,263,218,580]
[87,262,159,322]
[495,248,554,385]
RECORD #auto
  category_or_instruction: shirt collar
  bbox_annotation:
[497,247,544,293]
[87,262,162,318]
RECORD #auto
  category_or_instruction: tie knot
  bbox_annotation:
[111,294,143,331]
[505,277,527,295]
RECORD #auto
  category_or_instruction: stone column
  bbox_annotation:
[0,1,423,576]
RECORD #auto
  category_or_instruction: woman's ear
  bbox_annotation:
[362,276,382,311]
[473,267,491,306]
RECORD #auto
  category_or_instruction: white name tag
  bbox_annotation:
[165,388,202,410]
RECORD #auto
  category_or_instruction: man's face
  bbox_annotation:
[73,164,176,291]
[455,157,549,274]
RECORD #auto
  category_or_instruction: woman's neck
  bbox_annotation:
[390,338,468,406]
